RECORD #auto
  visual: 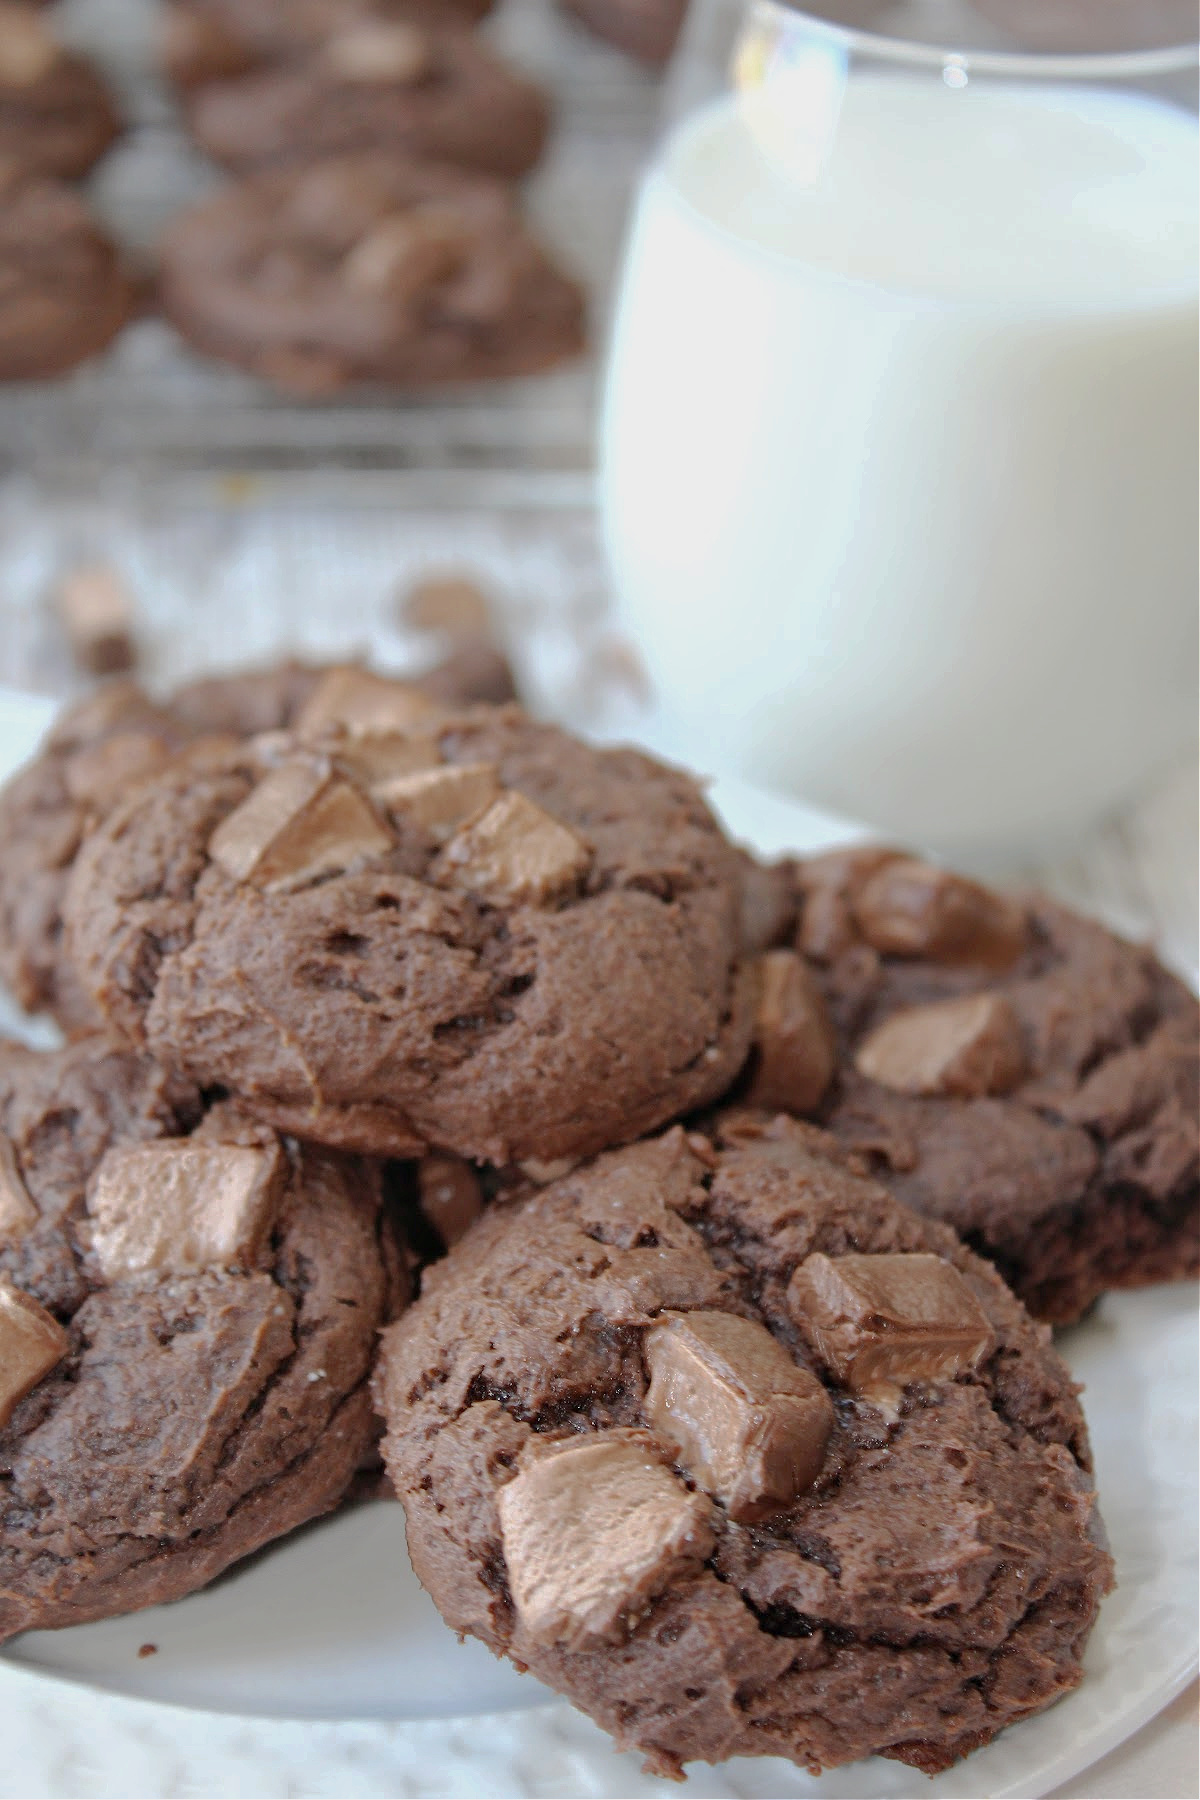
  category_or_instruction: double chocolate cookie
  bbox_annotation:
[786,849,1199,1323]
[0,653,517,1031]
[63,690,754,1162]
[0,1033,404,1640]
[164,0,494,90]
[160,157,584,393]
[375,1113,1112,1778]
[0,165,131,381]
[0,7,121,181]
[183,25,548,180]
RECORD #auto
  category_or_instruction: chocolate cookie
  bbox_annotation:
[0,164,131,381]
[0,653,518,1031]
[558,0,688,64]
[160,156,584,393]
[791,849,1199,1323]
[164,0,494,90]
[0,1033,404,1640]
[0,7,121,181]
[63,693,755,1161]
[375,1113,1112,1779]
[183,25,548,180]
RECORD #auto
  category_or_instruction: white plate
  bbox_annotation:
[0,698,1196,1800]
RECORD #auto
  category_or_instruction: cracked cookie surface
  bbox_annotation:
[0,1033,403,1641]
[63,707,754,1162]
[0,652,516,1032]
[789,849,1200,1323]
[374,1113,1112,1778]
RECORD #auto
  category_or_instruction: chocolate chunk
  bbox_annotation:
[0,8,58,86]
[746,950,836,1114]
[53,565,137,676]
[342,213,464,297]
[788,1252,996,1415]
[643,1310,833,1521]
[0,1279,69,1427]
[855,993,1027,1099]
[416,1155,483,1247]
[854,860,1028,967]
[294,667,442,740]
[0,1133,37,1240]
[209,758,393,891]
[336,732,442,789]
[497,1432,715,1650]
[86,1139,284,1280]
[417,639,516,706]
[403,574,491,640]
[323,21,432,83]
[797,848,900,961]
[435,789,589,906]
[376,761,498,837]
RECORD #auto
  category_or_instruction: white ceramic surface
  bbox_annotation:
[0,701,1195,1799]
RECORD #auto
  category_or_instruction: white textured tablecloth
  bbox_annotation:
[0,484,1195,1799]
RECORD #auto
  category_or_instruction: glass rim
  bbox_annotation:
[755,2,1200,79]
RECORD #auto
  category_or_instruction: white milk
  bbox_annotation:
[600,74,1199,860]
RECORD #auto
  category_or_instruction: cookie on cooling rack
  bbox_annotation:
[183,23,548,180]
[0,164,131,381]
[0,5,121,180]
[160,157,583,393]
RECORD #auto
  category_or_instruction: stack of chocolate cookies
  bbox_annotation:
[0,0,584,389]
[160,0,585,389]
[0,3,132,378]
[0,654,1195,1778]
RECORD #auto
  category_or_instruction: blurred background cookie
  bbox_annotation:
[0,3,121,181]
[159,157,584,392]
[163,0,496,90]
[0,164,132,380]
[182,23,549,180]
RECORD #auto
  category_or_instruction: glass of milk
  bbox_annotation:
[600,0,1199,864]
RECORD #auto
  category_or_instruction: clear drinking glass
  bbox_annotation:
[600,0,1199,863]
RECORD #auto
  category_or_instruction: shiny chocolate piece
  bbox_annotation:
[336,731,441,788]
[208,757,393,890]
[323,20,431,81]
[86,1139,284,1280]
[341,211,465,297]
[0,1133,37,1239]
[435,789,589,906]
[788,1251,996,1415]
[746,949,836,1115]
[416,1154,483,1247]
[53,564,137,677]
[0,1279,69,1427]
[377,761,497,837]
[403,574,491,640]
[855,993,1027,1099]
[854,859,1028,968]
[644,1310,832,1521]
[294,666,443,740]
[497,1431,714,1651]
[795,847,899,962]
